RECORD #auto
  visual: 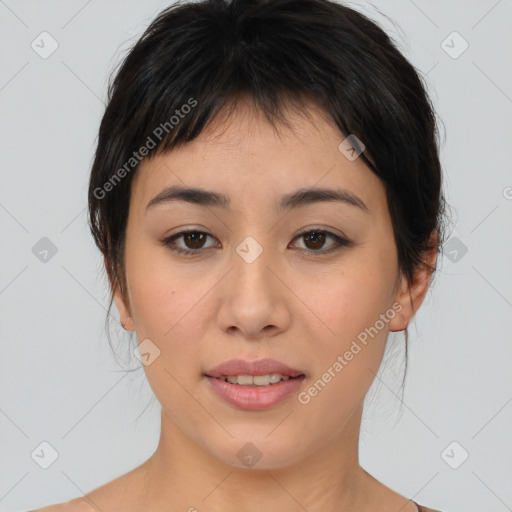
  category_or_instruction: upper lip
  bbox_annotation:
[205,358,305,378]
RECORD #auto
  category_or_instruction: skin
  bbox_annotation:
[34,98,436,512]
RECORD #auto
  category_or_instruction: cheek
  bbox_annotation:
[295,249,397,399]
[294,280,391,433]
[127,246,228,377]
[127,258,215,423]
[300,253,397,344]
[301,276,390,381]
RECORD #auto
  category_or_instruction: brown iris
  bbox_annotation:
[183,231,207,249]
[302,231,326,250]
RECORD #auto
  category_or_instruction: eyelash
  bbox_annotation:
[161,228,351,257]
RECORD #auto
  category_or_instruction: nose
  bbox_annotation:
[216,242,292,341]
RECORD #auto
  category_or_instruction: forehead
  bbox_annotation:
[130,100,386,217]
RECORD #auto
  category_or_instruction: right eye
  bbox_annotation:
[161,230,220,256]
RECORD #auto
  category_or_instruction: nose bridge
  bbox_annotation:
[216,233,289,338]
[232,233,276,301]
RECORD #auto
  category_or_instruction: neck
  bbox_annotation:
[143,404,375,512]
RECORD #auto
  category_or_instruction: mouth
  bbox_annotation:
[205,357,305,382]
[208,373,304,386]
[203,358,306,410]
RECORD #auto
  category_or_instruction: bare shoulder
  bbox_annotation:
[29,478,144,512]
[30,497,96,512]
[30,460,153,512]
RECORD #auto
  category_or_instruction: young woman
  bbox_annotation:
[34,0,447,510]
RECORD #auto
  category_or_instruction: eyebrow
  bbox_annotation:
[145,185,369,213]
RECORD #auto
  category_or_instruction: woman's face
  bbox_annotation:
[114,100,411,469]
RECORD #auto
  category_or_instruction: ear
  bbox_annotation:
[104,255,134,331]
[113,285,134,331]
[389,234,438,333]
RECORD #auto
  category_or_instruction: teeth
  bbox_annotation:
[237,375,254,386]
[253,375,270,386]
[217,373,293,386]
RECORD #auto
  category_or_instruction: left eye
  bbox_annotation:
[290,229,350,254]
[161,229,350,256]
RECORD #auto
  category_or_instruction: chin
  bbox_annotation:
[204,429,309,470]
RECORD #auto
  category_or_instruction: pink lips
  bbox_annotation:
[204,358,305,411]
[205,358,304,378]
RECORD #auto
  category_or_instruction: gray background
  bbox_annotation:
[1,1,511,511]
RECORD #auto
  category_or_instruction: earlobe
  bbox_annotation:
[389,306,409,333]
[389,244,437,333]
[113,283,134,331]
[120,311,133,330]
[105,255,134,331]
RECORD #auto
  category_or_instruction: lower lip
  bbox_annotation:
[205,375,305,410]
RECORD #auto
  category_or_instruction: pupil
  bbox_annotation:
[186,232,204,248]
[306,232,325,249]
